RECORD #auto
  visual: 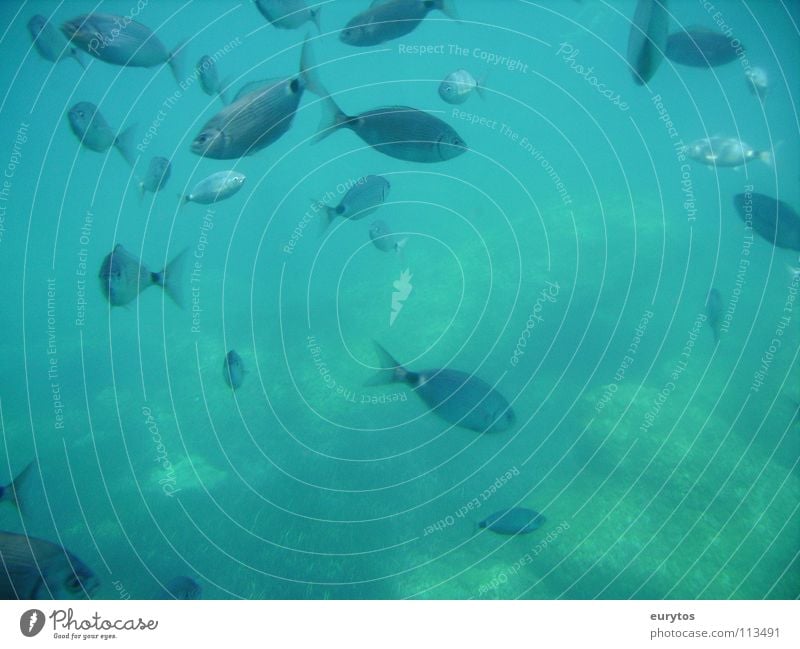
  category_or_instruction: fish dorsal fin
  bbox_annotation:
[370,0,394,7]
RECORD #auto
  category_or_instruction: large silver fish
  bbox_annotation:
[627,0,669,85]
[67,102,137,167]
[28,15,85,68]
[367,343,515,433]
[683,136,771,168]
[0,531,99,599]
[98,244,186,307]
[61,13,183,81]
[255,0,321,30]
[323,175,390,229]
[316,96,466,163]
[191,39,324,159]
[340,0,458,47]
[184,170,246,205]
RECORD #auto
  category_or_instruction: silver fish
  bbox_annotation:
[255,0,321,30]
[341,0,458,47]
[99,244,186,307]
[0,463,33,514]
[28,15,86,68]
[196,55,228,103]
[367,343,515,433]
[0,531,99,599]
[139,156,172,198]
[62,13,183,81]
[745,66,768,101]
[438,69,483,104]
[706,288,723,343]
[223,350,246,390]
[153,576,202,599]
[232,77,283,103]
[191,38,324,159]
[369,219,407,254]
[684,136,771,168]
[316,97,467,163]
[184,170,246,205]
[627,0,669,85]
[479,508,545,535]
[67,102,136,166]
[324,175,390,229]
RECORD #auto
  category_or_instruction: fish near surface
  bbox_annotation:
[627,0,669,85]
[340,0,458,47]
[315,97,466,163]
[67,102,137,166]
[255,0,321,30]
[367,343,514,433]
[61,13,184,81]
[733,193,800,252]
[323,175,390,229]
[479,508,545,535]
[28,15,85,68]
[683,136,771,168]
[706,288,723,343]
[139,156,172,198]
[153,576,202,599]
[191,38,325,159]
[184,170,246,205]
[665,27,740,67]
[98,244,187,307]
[0,530,99,599]
[223,350,246,390]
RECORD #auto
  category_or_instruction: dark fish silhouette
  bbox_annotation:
[733,193,800,251]
[67,102,136,167]
[98,244,187,307]
[153,576,202,599]
[706,288,723,343]
[341,0,458,46]
[0,531,99,599]
[223,350,246,390]
[627,0,669,85]
[367,343,514,433]
[665,27,740,67]
[0,463,34,515]
[28,15,85,68]
[479,508,545,535]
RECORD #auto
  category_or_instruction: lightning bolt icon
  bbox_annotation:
[28,612,38,632]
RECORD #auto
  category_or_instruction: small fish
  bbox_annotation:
[153,576,202,599]
[67,102,137,167]
[184,170,246,205]
[665,27,740,67]
[745,66,768,101]
[315,97,467,163]
[62,13,184,82]
[438,69,483,104]
[223,350,246,390]
[369,220,407,255]
[255,0,321,30]
[99,244,187,307]
[191,38,325,159]
[733,193,800,252]
[479,508,546,535]
[0,530,99,599]
[367,343,515,433]
[706,288,723,343]
[0,463,34,515]
[139,156,172,199]
[627,0,669,85]
[196,55,228,104]
[683,136,771,168]
[28,15,86,68]
[341,0,458,47]
[323,175,390,229]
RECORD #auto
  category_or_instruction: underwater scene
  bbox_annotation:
[0,0,798,600]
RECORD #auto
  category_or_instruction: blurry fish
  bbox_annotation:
[706,288,723,343]
[367,343,515,433]
[369,220,407,255]
[323,175,390,229]
[665,27,740,67]
[316,97,467,163]
[340,0,458,47]
[255,0,321,30]
[62,13,184,82]
[196,55,228,104]
[745,66,768,102]
[683,136,771,168]
[627,0,669,85]
[99,244,187,307]
[191,38,325,159]
[184,170,246,205]
[28,15,86,69]
[0,462,34,515]
[138,156,172,199]
[438,69,483,104]
[479,508,545,535]
[223,350,246,390]
[67,102,137,167]
[0,530,99,599]
[153,576,202,599]
[733,193,800,252]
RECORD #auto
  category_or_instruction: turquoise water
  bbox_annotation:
[0,0,798,599]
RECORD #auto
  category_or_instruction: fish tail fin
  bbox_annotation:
[300,35,327,97]
[364,342,407,386]
[759,150,773,166]
[168,40,188,84]
[115,124,138,167]
[2,462,35,516]
[436,0,460,20]
[156,248,189,308]
[313,94,349,144]
[311,7,322,32]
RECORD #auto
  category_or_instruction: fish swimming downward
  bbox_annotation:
[627,0,669,85]
[98,245,187,307]
[223,350,247,390]
[367,343,515,433]
[67,102,137,167]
